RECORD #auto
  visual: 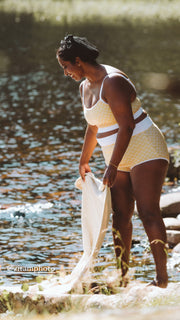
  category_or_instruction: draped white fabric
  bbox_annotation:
[72,172,112,277]
[28,172,112,296]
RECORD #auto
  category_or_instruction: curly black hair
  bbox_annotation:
[56,35,99,64]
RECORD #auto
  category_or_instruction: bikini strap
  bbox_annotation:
[80,80,86,106]
[99,74,109,101]
[99,72,136,100]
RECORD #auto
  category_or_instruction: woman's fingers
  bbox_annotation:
[103,165,117,187]
[79,163,91,181]
[79,167,86,181]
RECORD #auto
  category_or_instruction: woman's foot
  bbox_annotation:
[147,278,168,288]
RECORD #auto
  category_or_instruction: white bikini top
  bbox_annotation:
[82,71,142,128]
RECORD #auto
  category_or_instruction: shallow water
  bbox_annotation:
[0,11,180,287]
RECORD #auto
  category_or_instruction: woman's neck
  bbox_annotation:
[84,63,107,84]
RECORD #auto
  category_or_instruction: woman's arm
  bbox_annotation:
[102,76,136,187]
[79,124,98,181]
[79,82,98,180]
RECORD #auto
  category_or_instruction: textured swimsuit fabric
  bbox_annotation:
[102,123,169,171]
[82,72,169,172]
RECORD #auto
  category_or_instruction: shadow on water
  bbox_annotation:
[0,11,180,286]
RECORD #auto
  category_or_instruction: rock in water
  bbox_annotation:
[166,230,180,245]
[160,192,180,217]
[163,217,180,230]
[172,242,180,253]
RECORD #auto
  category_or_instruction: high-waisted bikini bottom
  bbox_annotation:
[101,123,169,172]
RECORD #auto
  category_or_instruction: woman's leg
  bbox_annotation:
[111,170,135,277]
[130,159,169,288]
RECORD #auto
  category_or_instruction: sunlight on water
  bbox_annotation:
[0,5,179,292]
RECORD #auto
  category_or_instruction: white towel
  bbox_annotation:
[28,172,112,297]
[72,172,112,277]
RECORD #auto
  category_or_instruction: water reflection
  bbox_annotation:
[0,11,179,286]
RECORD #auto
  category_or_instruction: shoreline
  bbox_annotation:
[0,281,180,317]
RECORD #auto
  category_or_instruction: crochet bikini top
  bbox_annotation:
[82,71,142,129]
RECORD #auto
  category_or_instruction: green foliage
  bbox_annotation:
[38,285,44,291]
[21,283,29,292]
[35,276,43,283]
[151,239,169,257]
[0,0,180,24]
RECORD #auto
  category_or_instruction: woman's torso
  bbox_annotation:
[81,64,142,128]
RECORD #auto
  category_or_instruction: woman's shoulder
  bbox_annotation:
[102,64,128,78]
[102,64,136,95]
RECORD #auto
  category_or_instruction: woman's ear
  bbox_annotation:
[75,57,81,66]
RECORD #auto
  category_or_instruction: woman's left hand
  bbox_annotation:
[103,164,117,188]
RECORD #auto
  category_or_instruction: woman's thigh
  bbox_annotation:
[130,159,168,216]
[111,170,135,219]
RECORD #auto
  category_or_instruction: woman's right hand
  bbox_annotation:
[103,164,117,188]
[79,163,91,181]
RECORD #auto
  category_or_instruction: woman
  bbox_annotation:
[56,35,169,288]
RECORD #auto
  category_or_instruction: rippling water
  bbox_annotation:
[0,12,180,287]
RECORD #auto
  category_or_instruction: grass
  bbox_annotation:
[0,0,180,23]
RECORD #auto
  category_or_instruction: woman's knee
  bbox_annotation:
[111,191,134,219]
[137,202,162,226]
[112,208,133,227]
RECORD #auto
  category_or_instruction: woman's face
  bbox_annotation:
[57,57,84,82]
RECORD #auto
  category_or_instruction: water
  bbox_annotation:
[0,11,180,287]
